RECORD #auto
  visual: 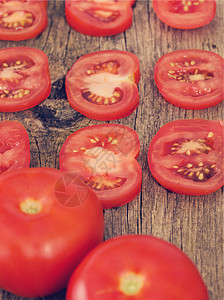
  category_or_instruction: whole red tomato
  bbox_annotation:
[0,168,104,297]
[66,235,209,300]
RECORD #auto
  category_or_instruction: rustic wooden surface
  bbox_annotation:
[0,0,223,299]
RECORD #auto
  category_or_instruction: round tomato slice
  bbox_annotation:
[0,167,104,297]
[59,124,142,209]
[0,47,51,112]
[152,0,216,29]
[65,50,140,121]
[0,120,30,174]
[66,235,209,300]
[148,119,223,196]
[0,0,48,41]
[65,0,133,36]
[154,49,224,110]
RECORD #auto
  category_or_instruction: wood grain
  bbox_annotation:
[0,0,223,299]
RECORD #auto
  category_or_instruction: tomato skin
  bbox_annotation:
[148,119,223,196]
[0,47,51,112]
[65,50,140,121]
[152,0,216,29]
[154,49,224,110]
[65,0,133,36]
[0,168,104,297]
[0,0,48,41]
[66,235,209,300]
[0,120,30,174]
[59,124,142,209]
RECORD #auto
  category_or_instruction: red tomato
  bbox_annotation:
[148,119,223,195]
[0,167,104,297]
[59,124,142,209]
[66,235,209,300]
[0,0,48,41]
[0,47,51,112]
[65,0,133,36]
[0,120,30,174]
[152,0,216,29]
[65,50,140,121]
[154,49,224,110]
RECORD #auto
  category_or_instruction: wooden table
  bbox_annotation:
[0,1,223,299]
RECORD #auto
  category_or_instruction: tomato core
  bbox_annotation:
[80,60,125,106]
[84,147,118,174]
[119,272,145,296]
[86,9,120,22]
[20,199,42,215]
[0,11,34,30]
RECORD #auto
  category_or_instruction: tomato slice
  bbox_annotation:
[154,49,224,110]
[0,47,51,112]
[65,50,140,121]
[0,0,48,41]
[0,120,30,174]
[152,0,216,29]
[66,235,209,300]
[59,124,142,209]
[0,167,104,297]
[65,0,133,36]
[148,119,223,195]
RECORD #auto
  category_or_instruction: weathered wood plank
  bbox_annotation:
[0,0,223,299]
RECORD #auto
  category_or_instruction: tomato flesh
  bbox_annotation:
[154,49,224,109]
[65,0,133,36]
[0,47,51,112]
[0,168,104,297]
[152,0,216,29]
[60,124,142,209]
[0,120,30,174]
[0,0,48,40]
[66,235,209,300]
[66,50,140,121]
[148,119,223,195]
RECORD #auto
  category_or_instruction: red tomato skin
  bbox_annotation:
[0,0,48,41]
[65,50,140,121]
[0,168,104,297]
[65,0,133,36]
[148,119,224,195]
[59,124,142,209]
[154,49,224,110]
[0,120,30,174]
[66,235,209,300]
[152,0,216,29]
[0,47,51,112]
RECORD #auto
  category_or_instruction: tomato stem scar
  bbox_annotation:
[20,199,42,215]
[119,272,145,296]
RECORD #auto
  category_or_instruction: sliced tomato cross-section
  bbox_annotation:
[65,50,140,121]
[59,124,142,209]
[65,0,134,36]
[0,47,51,112]
[152,0,216,29]
[148,119,224,196]
[154,49,224,110]
[0,120,30,174]
[0,0,48,41]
